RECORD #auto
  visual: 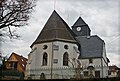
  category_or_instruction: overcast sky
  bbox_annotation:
[0,0,120,67]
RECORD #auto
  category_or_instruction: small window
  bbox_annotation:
[53,45,59,50]
[53,59,58,64]
[22,64,24,67]
[84,71,89,77]
[21,59,24,61]
[11,58,14,61]
[64,45,68,49]
[40,73,46,79]
[95,71,100,78]
[43,45,48,49]
[89,59,93,63]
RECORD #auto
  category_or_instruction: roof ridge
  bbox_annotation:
[12,52,27,60]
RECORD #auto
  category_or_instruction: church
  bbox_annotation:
[25,10,109,79]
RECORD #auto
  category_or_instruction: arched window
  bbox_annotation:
[63,52,68,66]
[42,52,48,66]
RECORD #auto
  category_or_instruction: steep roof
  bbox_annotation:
[72,17,87,27]
[7,52,28,71]
[31,10,77,47]
[76,35,104,58]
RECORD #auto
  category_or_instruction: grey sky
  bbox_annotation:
[0,0,120,67]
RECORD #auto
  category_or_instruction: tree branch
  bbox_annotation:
[8,26,13,38]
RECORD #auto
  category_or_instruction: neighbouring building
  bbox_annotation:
[109,65,120,77]
[26,10,109,79]
[6,52,28,74]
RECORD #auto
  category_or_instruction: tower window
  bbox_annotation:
[42,52,48,66]
[64,45,68,49]
[63,52,68,66]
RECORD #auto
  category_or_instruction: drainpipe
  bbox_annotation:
[51,42,54,79]
[101,58,103,78]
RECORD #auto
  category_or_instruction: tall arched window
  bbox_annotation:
[63,52,68,66]
[42,52,48,66]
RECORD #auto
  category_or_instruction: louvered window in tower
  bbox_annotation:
[63,52,68,66]
[42,53,48,66]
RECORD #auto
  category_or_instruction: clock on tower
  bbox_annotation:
[77,27,81,31]
[72,17,91,36]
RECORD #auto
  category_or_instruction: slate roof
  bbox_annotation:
[72,17,87,27]
[76,35,105,58]
[31,10,77,47]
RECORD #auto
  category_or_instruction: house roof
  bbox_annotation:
[72,17,87,27]
[31,10,77,47]
[109,65,120,72]
[7,52,28,71]
[76,35,104,58]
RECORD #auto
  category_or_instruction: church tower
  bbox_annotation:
[72,17,91,36]
[72,17,109,78]
[26,10,79,79]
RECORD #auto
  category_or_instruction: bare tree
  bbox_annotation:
[0,0,36,38]
[68,57,83,80]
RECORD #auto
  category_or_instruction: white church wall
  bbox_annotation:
[52,41,79,68]
[26,41,79,79]
[102,58,109,78]
[102,44,108,65]
[79,58,103,78]
[102,44,109,78]
[35,42,52,68]
[80,58,101,69]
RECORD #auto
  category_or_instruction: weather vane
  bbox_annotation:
[79,11,83,17]
[54,0,56,10]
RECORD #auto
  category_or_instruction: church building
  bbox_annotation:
[26,10,109,79]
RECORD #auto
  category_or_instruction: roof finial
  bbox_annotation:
[67,11,69,25]
[79,11,83,17]
[54,0,56,10]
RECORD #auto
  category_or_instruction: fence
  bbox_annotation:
[0,70,24,80]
